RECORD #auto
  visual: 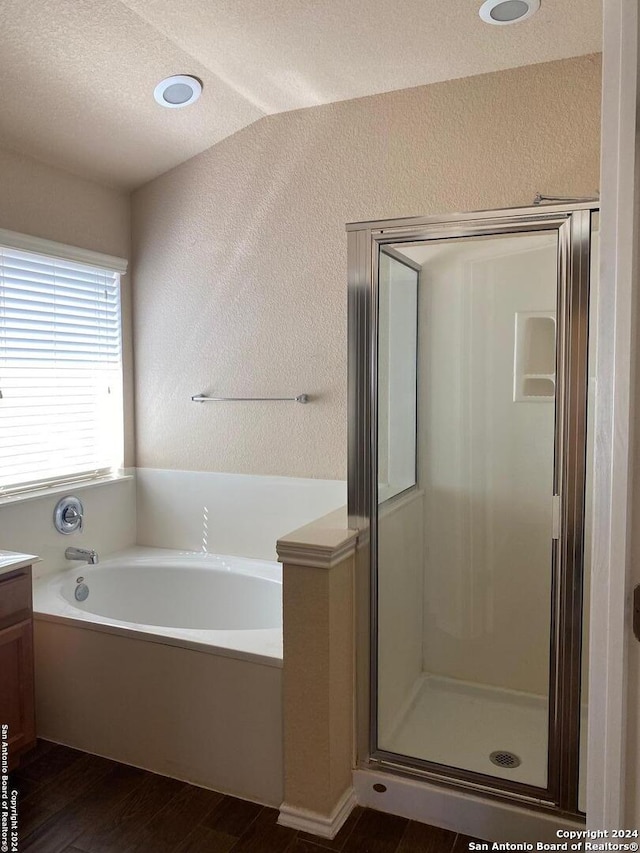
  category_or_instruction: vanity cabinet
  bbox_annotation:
[0,566,36,769]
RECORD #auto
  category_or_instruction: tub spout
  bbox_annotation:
[65,547,99,565]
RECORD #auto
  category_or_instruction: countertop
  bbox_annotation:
[0,550,40,578]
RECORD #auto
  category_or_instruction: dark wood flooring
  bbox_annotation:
[9,741,479,853]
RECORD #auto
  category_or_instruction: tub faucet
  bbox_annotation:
[65,546,99,565]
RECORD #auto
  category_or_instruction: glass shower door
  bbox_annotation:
[376,230,560,792]
[348,204,594,813]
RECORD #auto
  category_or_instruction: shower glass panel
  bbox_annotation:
[377,250,418,502]
[376,231,559,789]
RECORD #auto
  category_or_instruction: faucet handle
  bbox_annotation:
[54,496,85,535]
[62,505,83,531]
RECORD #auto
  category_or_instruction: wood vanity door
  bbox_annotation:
[0,618,36,767]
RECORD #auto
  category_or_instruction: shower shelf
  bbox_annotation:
[514,312,556,402]
[520,374,556,399]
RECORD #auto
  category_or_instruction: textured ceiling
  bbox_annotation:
[0,0,601,190]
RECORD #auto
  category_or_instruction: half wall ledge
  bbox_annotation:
[277,509,359,839]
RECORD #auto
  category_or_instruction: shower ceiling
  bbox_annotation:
[0,0,601,189]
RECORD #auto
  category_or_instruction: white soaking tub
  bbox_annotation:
[32,547,283,804]
[34,547,283,663]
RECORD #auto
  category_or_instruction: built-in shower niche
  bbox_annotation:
[514,311,556,402]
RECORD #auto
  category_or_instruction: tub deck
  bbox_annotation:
[33,546,283,666]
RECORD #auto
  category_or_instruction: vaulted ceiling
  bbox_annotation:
[0,0,601,190]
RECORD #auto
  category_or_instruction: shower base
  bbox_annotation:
[379,674,587,811]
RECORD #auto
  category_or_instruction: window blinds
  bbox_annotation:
[0,246,123,495]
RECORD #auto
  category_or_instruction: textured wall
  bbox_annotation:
[132,54,602,479]
[0,147,129,257]
[282,553,354,815]
[0,146,135,466]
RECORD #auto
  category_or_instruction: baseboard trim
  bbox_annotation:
[278,787,357,839]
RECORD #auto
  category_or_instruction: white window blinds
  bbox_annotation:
[0,245,124,495]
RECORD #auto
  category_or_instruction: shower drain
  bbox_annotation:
[489,750,521,769]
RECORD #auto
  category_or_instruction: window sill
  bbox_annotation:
[0,471,134,507]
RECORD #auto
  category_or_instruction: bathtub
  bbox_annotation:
[32,547,284,804]
[34,547,283,664]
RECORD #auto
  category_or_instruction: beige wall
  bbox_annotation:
[0,147,129,257]
[282,556,354,815]
[0,147,134,465]
[132,53,602,480]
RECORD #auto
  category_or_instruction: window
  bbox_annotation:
[0,236,125,496]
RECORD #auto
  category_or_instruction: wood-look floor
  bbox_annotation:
[10,741,479,853]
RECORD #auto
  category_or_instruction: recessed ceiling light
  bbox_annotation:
[479,0,540,25]
[154,75,202,109]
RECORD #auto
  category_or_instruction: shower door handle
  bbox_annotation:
[552,495,561,540]
[633,586,640,642]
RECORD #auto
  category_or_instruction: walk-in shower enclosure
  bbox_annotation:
[347,203,599,817]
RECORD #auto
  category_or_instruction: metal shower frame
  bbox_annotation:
[346,201,599,816]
